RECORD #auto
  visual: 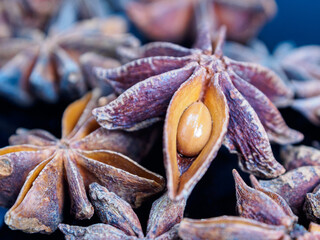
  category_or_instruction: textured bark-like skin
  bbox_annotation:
[249,175,297,223]
[125,0,276,43]
[0,90,164,234]
[222,73,285,178]
[146,192,186,238]
[89,183,143,238]
[228,69,302,145]
[0,17,139,105]
[281,145,320,171]
[292,96,320,126]
[226,58,293,108]
[304,183,320,223]
[59,223,135,240]
[60,184,186,240]
[178,216,288,240]
[259,166,320,214]
[233,170,296,229]
[94,17,301,199]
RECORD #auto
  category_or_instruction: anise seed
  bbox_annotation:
[177,101,212,157]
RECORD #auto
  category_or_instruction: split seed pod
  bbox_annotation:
[94,21,302,201]
[0,90,164,233]
[164,68,229,200]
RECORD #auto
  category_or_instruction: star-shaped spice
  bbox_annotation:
[93,13,302,201]
[125,0,277,43]
[0,90,164,233]
[0,16,139,105]
[59,183,186,240]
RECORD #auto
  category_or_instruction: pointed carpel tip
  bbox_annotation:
[249,174,260,189]
[232,169,248,190]
[232,169,239,178]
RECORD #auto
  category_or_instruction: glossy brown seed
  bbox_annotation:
[177,101,212,157]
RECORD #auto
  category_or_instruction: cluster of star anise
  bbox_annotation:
[0,0,319,240]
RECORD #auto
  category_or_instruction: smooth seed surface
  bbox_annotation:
[177,101,212,157]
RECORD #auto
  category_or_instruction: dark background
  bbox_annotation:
[1,0,320,239]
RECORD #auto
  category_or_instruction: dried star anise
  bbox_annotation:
[280,145,320,223]
[281,145,320,171]
[0,90,164,233]
[178,169,320,240]
[0,16,139,105]
[125,0,277,43]
[224,40,320,125]
[59,183,186,239]
[233,169,297,229]
[258,166,320,214]
[93,14,302,201]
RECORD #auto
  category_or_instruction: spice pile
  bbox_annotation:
[0,0,320,239]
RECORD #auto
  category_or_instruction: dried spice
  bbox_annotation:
[259,166,320,214]
[178,216,289,240]
[178,168,320,240]
[0,90,164,233]
[224,41,320,125]
[59,183,185,239]
[233,169,297,229]
[304,184,320,223]
[0,16,139,105]
[125,0,276,43]
[93,14,302,201]
[281,145,320,171]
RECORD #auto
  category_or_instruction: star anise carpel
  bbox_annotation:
[224,40,320,125]
[93,16,302,201]
[178,169,320,240]
[0,89,164,234]
[59,183,186,240]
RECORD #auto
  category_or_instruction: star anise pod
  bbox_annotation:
[125,0,277,43]
[178,170,294,240]
[59,183,186,239]
[258,166,320,215]
[280,145,320,223]
[224,40,320,125]
[0,90,164,234]
[93,13,302,201]
[0,16,139,105]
